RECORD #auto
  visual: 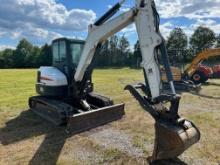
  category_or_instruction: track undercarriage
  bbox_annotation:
[29,93,125,134]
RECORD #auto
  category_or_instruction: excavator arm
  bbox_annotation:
[73,0,200,161]
[75,0,175,99]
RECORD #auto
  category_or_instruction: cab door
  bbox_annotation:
[52,39,72,82]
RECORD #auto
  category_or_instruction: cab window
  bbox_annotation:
[52,41,67,63]
[60,41,66,61]
[52,42,59,62]
[70,43,84,66]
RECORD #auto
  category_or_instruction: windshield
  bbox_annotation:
[70,43,84,66]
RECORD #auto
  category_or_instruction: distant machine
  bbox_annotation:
[162,48,220,91]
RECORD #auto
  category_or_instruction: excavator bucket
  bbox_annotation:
[151,120,200,161]
[67,103,125,134]
[125,84,200,161]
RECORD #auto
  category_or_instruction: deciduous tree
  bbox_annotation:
[190,26,216,54]
[166,28,188,65]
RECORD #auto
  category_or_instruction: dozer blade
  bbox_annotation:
[67,103,125,134]
[151,120,200,161]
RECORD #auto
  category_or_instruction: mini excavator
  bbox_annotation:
[29,0,200,161]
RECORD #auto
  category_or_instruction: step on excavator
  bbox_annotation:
[29,0,200,161]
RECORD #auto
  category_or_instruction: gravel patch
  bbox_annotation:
[65,146,101,164]
[88,127,144,157]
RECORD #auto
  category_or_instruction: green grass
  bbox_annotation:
[0,68,143,124]
[0,68,220,165]
[0,68,143,108]
[0,69,36,107]
[0,69,36,126]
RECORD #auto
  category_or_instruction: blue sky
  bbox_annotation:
[0,0,220,50]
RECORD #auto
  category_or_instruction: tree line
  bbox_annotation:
[0,25,220,69]
[0,39,52,68]
[166,26,220,66]
[94,35,141,67]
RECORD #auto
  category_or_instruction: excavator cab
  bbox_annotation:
[52,38,85,80]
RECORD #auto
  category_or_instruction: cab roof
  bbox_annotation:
[52,37,85,44]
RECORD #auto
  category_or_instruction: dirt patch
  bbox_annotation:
[88,126,144,157]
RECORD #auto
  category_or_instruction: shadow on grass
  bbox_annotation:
[0,110,189,165]
[191,92,220,100]
[150,158,188,165]
[188,81,220,99]
[93,66,142,70]
[164,84,220,100]
[0,110,68,165]
[203,82,220,87]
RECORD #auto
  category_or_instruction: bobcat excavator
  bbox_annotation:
[29,0,200,161]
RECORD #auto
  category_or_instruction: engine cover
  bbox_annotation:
[36,66,68,96]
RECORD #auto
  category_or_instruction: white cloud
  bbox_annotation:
[153,0,220,38]
[109,1,220,39]
[0,25,63,44]
[160,22,175,38]
[155,0,220,20]
[0,45,15,51]
[107,4,131,13]
[0,32,6,37]
[0,0,96,31]
[0,0,96,44]
[155,0,181,19]
[1,0,220,49]
[121,24,136,36]
[190,18,220,35]
[120,7,130,12]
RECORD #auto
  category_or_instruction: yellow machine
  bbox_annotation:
[162,48,220,87]
[162,66,182,82]
[185,48,220,83]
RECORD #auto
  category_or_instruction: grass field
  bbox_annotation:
[0,69,220,165]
